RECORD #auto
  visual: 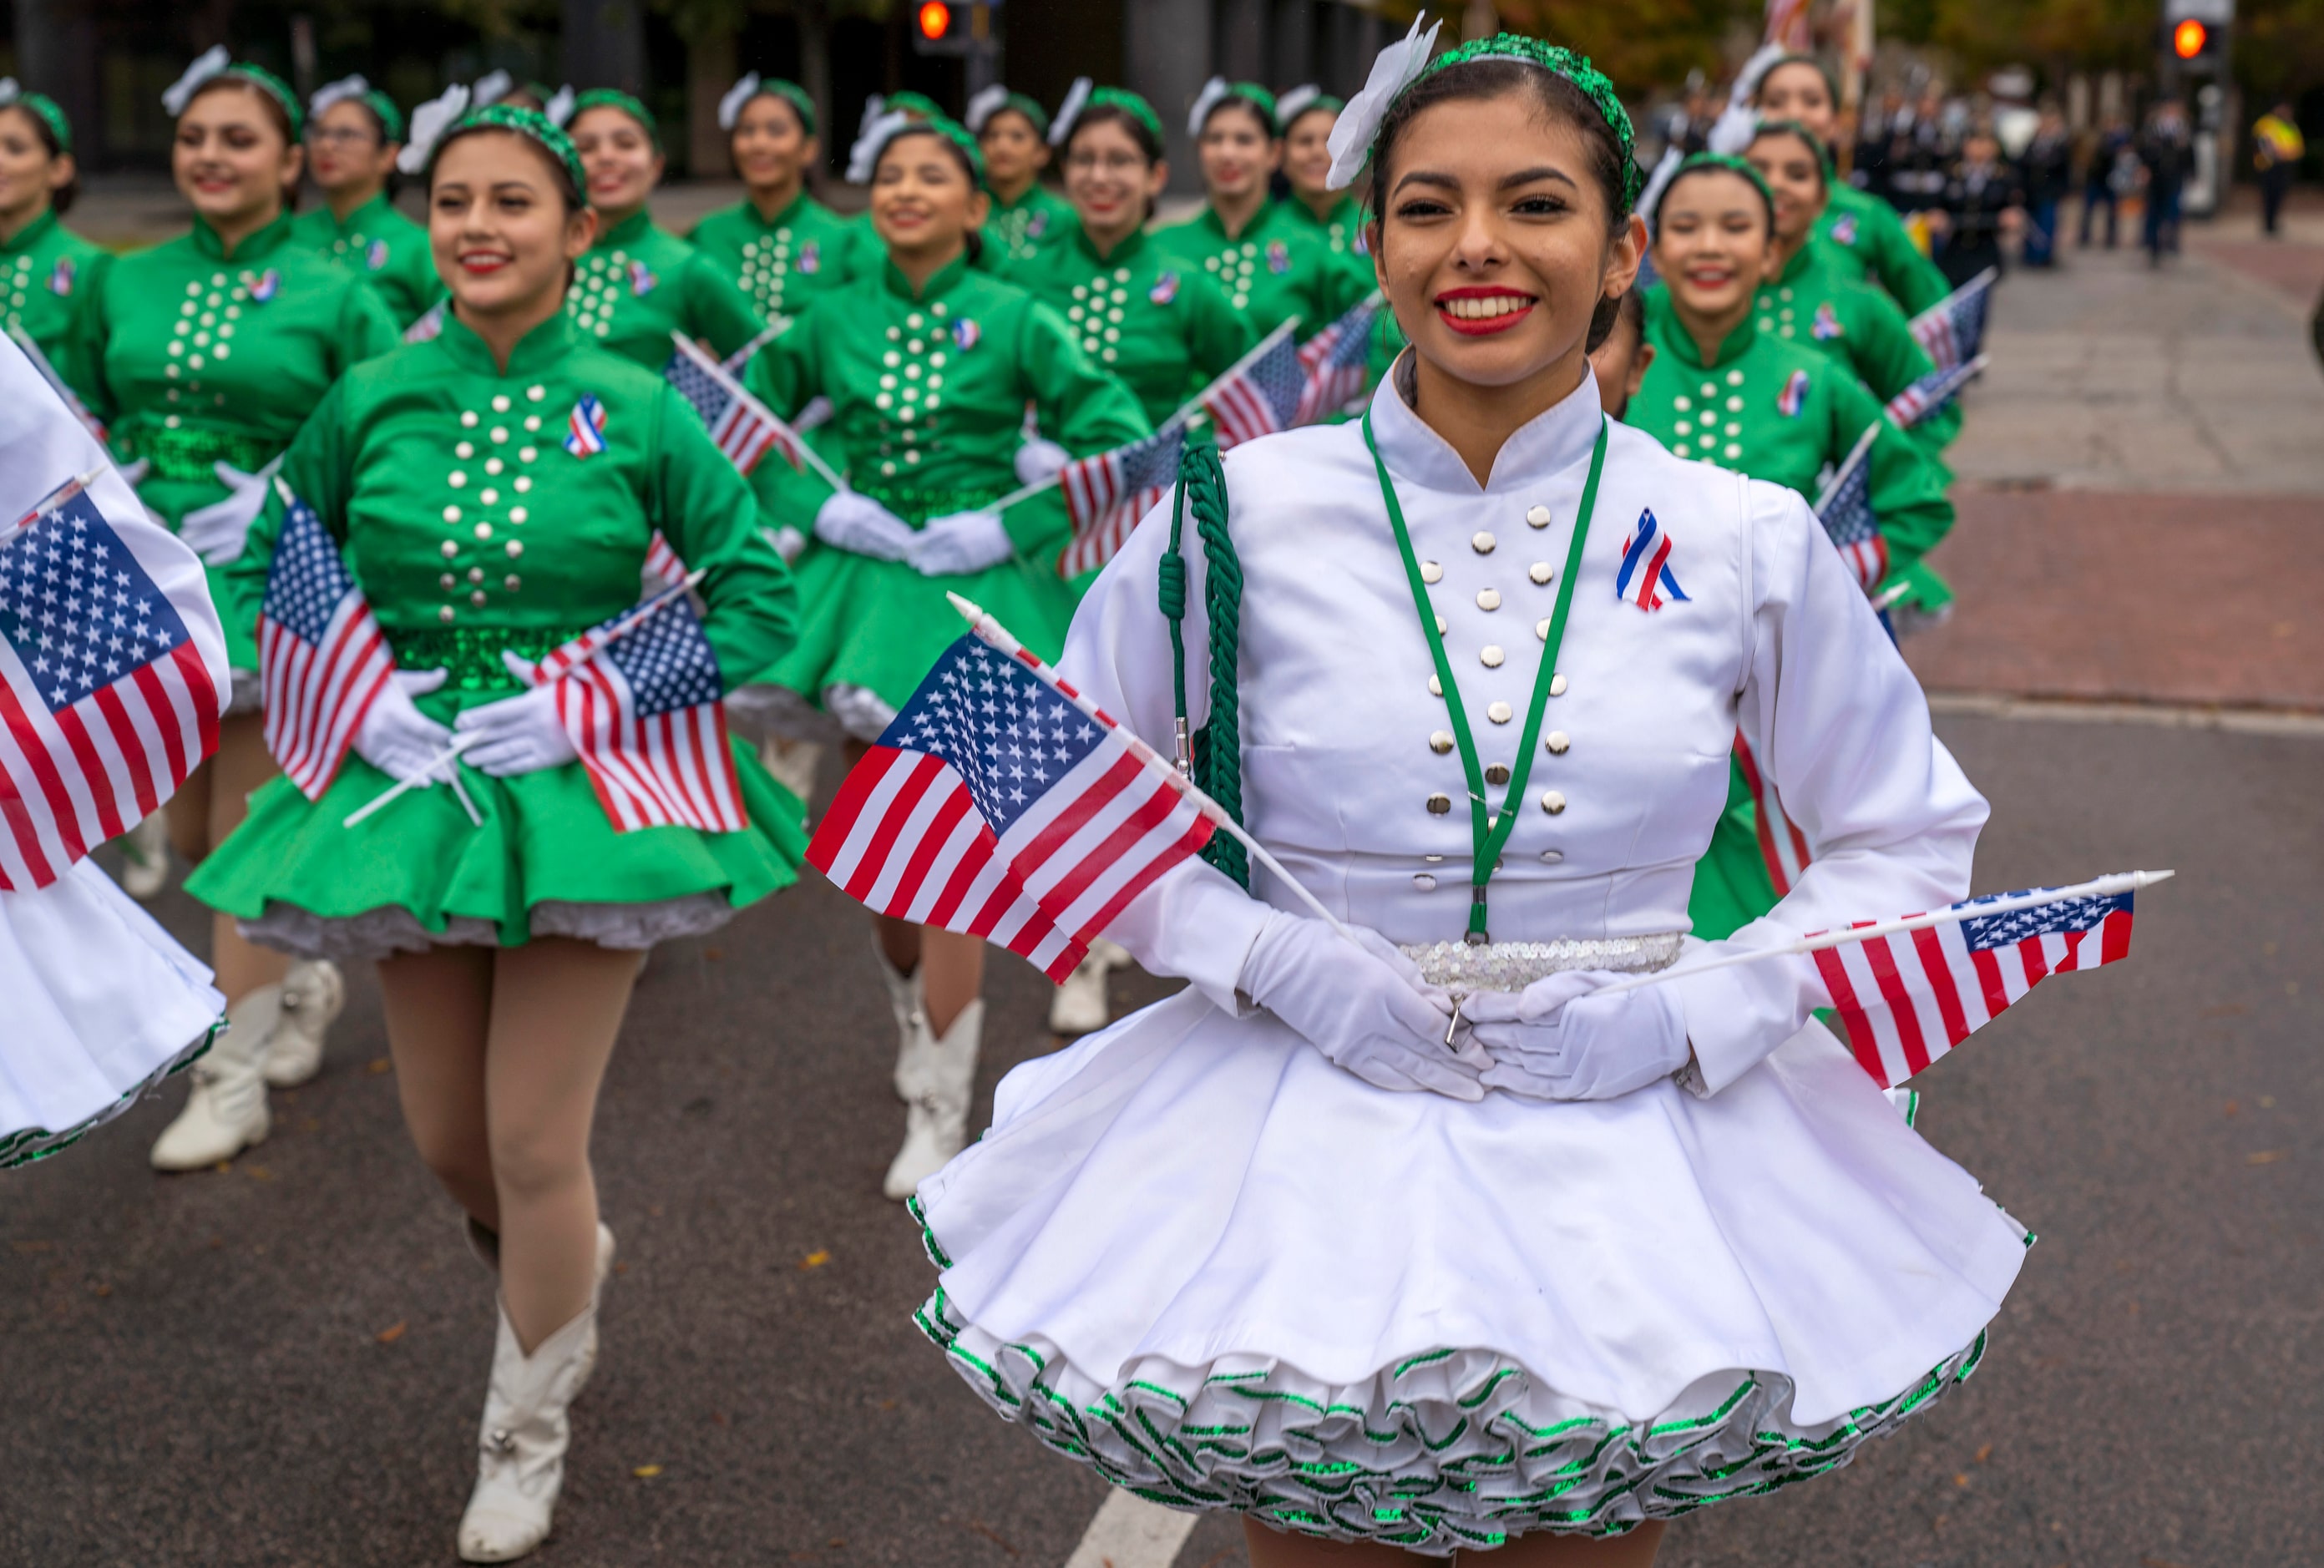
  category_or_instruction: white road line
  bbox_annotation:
[1063,1490,1200,1568]
[1927,691,2324,737]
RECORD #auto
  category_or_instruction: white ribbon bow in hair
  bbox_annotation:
[1277,83,1322,125]
[310,73,370,118]
[717,72,762,132]
[1185,76,1229,139]
[1046,77,1091,147]
[0,78,20,107]
[1324,14,1442,190]
[1707,41,1787,155]
[473,68,513,109]
[162,45,231,117]
[847,109,909,184]
[965,83,1008,134]
[396,83,471,175]
[544,84,575,127]
[857,94,888,142]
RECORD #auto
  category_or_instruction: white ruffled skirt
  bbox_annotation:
[0,859,224,1168]
[911,989,2029,1551]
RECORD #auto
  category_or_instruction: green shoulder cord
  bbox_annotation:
[1363,410,1606,943]
[1160,440,1248,887]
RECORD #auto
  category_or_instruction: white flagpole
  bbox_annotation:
[947,591,1354,942]
[1586,869,2175,997]
[669,331,848,493]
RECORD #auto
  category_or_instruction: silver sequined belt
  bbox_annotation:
[1399,932,1686,994]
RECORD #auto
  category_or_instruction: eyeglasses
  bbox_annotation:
[306,126,382,149]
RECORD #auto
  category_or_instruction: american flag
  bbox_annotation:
[5,326,105,445]
[1813,423,1886,594]
[0,473,220,890]
[643,530,688,590]
[1201,322,1304,449]
[1294,293,1380,426]
[1732,728,1809,898]
[666,333,803,477]
[1814,885,2138,1089]
[1910,268,1995,371]
[259,489,397,799]
[1886,353,1987,429]
[808,633,1214,982]
[404,301,446,344]
[526,588,746,833]
[1056,417,1187,579]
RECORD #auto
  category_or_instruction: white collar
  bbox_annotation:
[1365,355,1607,498]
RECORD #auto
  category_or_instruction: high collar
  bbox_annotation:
[990,182,1050,215]
[881,250,971,302]
[1769,240,1818,289]
[0,207,58,255]
[591,209,656,249]
[433,307,582,377]
[1072,223,1147,269]
[1651,296,1757,370]
[1282,193,1359,231]
[1365,352,1605,498]
[1192,197,1278,245]
[746,188,817,230]
[191,208,296,263]
[320,190,396,235]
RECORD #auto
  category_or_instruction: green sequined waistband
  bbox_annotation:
[854,481,1010,527]
[119,422,281,483]
[386,624,595,695]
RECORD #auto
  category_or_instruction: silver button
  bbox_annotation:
[1525,504,1552,529]
[1540,790,1567,815]
[1426,792,1453,815]
[1535,618,1551,641]
[1429,731,1455,755]
[1544,731,1571,755]
[1413,873,1439,892]
[1480,645,1504,668]
[1486,701,1513,724]
[1424,854,1445,863]
[1539,848,1564,863]
[1428,675,1442,697]
[1529,562,1554,585]
[1435,615,1448,635]
[1471,530,1496,554]
[1476,588,1501,611]
[1550,673,1568,697]
[1484,763,1511,785]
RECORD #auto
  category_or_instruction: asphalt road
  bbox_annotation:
[3,709,2316,1568]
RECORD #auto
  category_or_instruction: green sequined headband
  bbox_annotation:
[1748,116,1832,183]
[1426,34,1637,201]
[996,92,1050,136]
[433,104,589,201]
[765,79,818,138]
[892,115,989,190]
[363,89,407,144]
[216,63,307,137]
[885,91,946,123]
[1653,150,1773,227]
[1197,81,1278,137]
[0,83,71,153]
[568,88,657,147]
[1081,87,1163,149]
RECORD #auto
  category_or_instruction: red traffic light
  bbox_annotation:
[916,1,953,40]
[2172,18,2208,58]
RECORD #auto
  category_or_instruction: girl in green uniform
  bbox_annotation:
[687,74,866,331]
[1274,84,1365,261]
[1633,154,1954,942]
[75,52,401,1170]
[294,76,442,329]
[0,83,109,398]
[967,83,1078,271]
[742,114,1147,1201]
[1152,79,1370,344]
[1744,119,1962,453]
[561,90,766,368]
[1752,55,1952,316]
[185,107,802,1563]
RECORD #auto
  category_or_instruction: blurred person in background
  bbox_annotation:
[1936,129,2024,286]
[2018,104,2073,268]
[2254,102,2306,237]
[2080,110,2134,249]
[2138,100,2193,266]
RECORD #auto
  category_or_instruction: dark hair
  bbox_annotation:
[1753,57,1838,111]
[1588,283,1643,355]
[428,122,586,211]
[183,75,301,210]
[1202,95,1276,142]
[1747,120,1827,193]
[878,125,986,263]
[1653,159,1774,236]
[1064,103,1165,222]
[0,103,77,215]
[1368,57,1636,351]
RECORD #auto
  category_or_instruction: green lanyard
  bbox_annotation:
[1361,409,1606,943]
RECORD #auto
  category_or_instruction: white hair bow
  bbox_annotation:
[473,69,513,109]
[1046,77,1091,147]
[309,73,370,118]
[1324,14,1442,190]
[847,108,909,184]
[0,78,20,107]
[858,94,888,142]
[1185,76,1229,139]
[718,72,762,132]
[161,45,231,118]
[1708,42,1787,154]
[964,83,1008,134]
[1276,83,1322,126]
[544,84,575,128]
[396,83,471,175]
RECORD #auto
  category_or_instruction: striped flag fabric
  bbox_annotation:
[1813,885,2138,1089]
[1614,508,1689,611]
[1201,323,1305,449]
[1909,268,1995,371]
[808,633,1215,982]
[643,529,688,591]
[1294,293,1380,426]
[1056,417,1187,579]
[0,472,222,889]
[666,333,802,477]
[5,326,105,445]
[1886,352,1987,429]
[1731,729,1810,898]
[258,489,395,801]
[403,301,446,344]
[526,589,746,833]
[1812,423,1886,594]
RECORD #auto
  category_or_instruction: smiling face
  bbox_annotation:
[173,82,301,230]
[730,94,817,198]
[1197,102,1279,203]
[306,97,397,198]
[569,104,662,218]
[429,129,595,321]
[1745,130,1825,244]
[0,107,70,227]
[1755,62,1836,145]
[975,108,1048,190]
[1652,169,1772,326]
[870,129,988,264]
[1061,117,1164,241]
[1370,90,1641,392]
[1281,106,1336,200]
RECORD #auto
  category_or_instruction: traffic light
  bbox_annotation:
[2172,18,2208,58]
[916,2,956,46]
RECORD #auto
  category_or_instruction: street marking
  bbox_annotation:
[1064,1490,1199,1568]
[1929,692,2324,737]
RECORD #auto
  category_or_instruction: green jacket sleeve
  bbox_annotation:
[1832,373,1952,579]
[741,311,839,535]
[682,255,770,361]
[1852,285,1962,452]
[1003,299,1154,557]
[1864,202,1952,317]
[225,377,359,647]
[334,281,405,374]
[1184,271,1258,391]
[648,380,800,690]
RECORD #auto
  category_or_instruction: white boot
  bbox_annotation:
[872,938,926,1101]
[757,736,824,818]
[463,1220,617,1389]
[149,984,279,1171]
[263,959,345,1088]
[456,1301,598,1563]
[119,812,171,898]
[883,998,983,1201]
[1047,937,1130,1036]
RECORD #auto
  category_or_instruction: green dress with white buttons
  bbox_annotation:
[567,210,767,371]
[1151,200,1373,346]
[743,252,1151,717]
[0,208,112,401]
[1819,184,1952,318]
[1011,225,1253,428]
[980,181,1080,275]
[73,210,403,671]
[1633,291,1955,944]
[687,190,871,331]
[1755,242,1962,453]
[290,191,443,331]
[183,311,805,946]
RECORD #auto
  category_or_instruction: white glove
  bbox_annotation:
[116,458,152,487]
[909,508,1013,577]
[352,669,456,787]
[451,651,580,777]
[813,490,918,561]
[765,524,808,564]
[179,455,282,564]
[1014,436,1071,486]
[1238,911,1482,1100]
[1461,970,1694,1102]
